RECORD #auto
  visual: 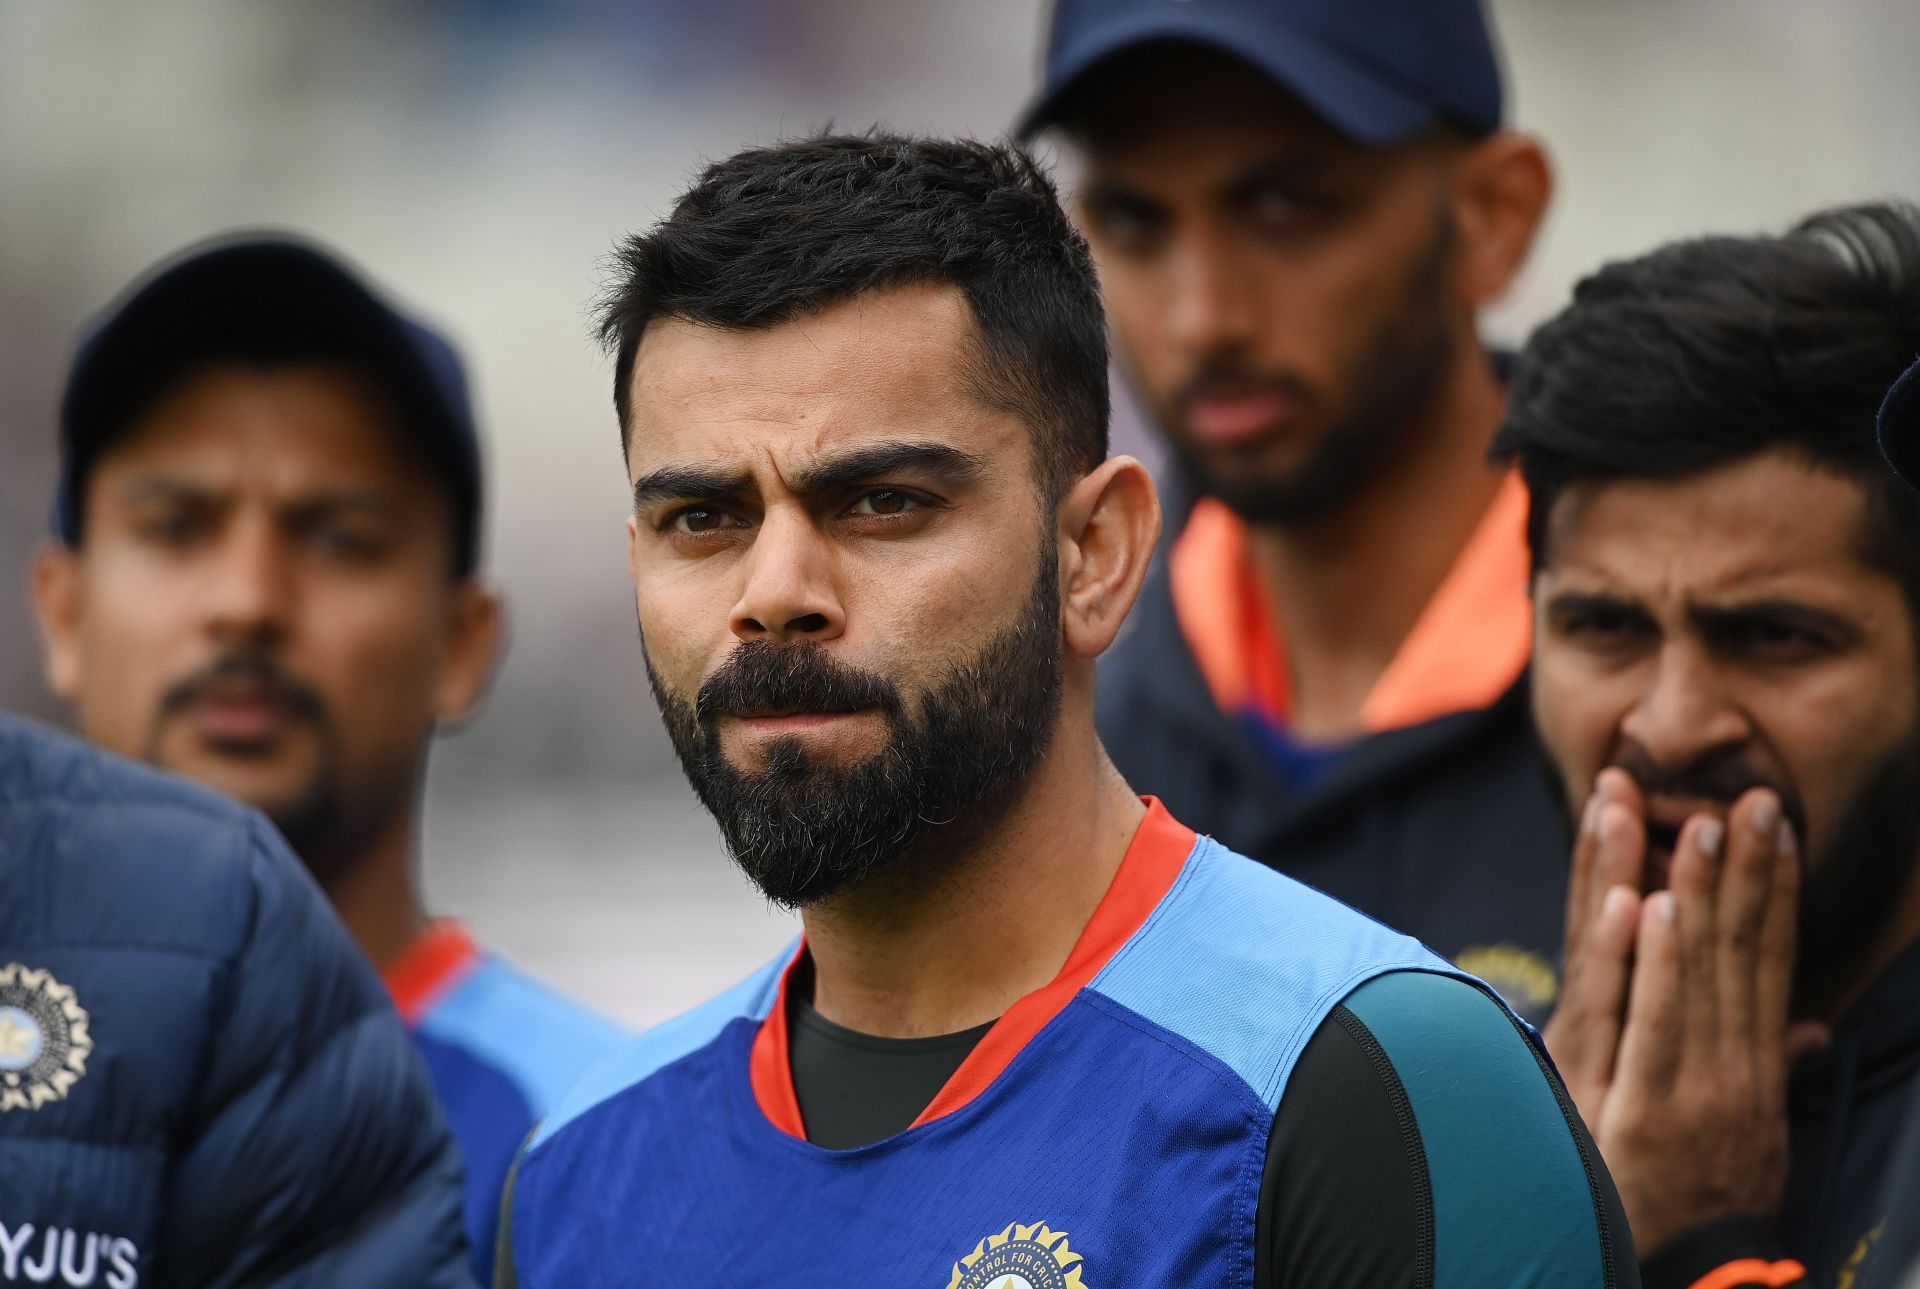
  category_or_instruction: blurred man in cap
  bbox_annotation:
[1503,204,1920,1289]
[1020,0,1561,1017]
[29,235,626,1285]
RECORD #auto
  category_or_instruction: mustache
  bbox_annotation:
[695,640,901,724]
[1609,748,1807,835]
[160,650,329,725]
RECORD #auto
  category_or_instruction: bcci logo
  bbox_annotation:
[948,1222,1088,1289]
[0,963,93,1113]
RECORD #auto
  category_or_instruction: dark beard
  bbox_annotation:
[648,550,1064,909]
[1606,736,1920,1017]
[1166,212,1459,526]
[1793,733,1920,1017]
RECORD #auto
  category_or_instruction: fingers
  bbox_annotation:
[1666,813,1725,1047]
[1753,813,1803,1067]
[1715,790,1782,1047]
[1615,888,1684,1094]
[1567,771,1646,965]
[1546,883,1642,1119]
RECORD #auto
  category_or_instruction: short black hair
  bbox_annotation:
[595,131,1109,499]
[1494,201,1920,607]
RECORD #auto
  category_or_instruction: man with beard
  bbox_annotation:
[498,133,1633,1288]
[29,236,626,1284]
[1499,204,1920,1289]
[1017,0,1562,1017]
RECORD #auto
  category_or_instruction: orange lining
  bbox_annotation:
[1686,1258,1808,1289]
[1170,472,1533,735]
[382,919,482,1027]
[747,798,1199,1140]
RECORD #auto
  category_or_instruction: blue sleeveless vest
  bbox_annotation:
[511,802,1469,1287]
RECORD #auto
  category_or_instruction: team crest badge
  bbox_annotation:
[0,963,93,1113]
[948,1221,1088,1289]
[1453,942,1559,1022]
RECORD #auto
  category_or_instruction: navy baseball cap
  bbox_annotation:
[1018,0,1505,146]
[1879,356,1920,491]
[55,234,484,575]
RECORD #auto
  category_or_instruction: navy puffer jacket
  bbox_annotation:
[0,716,472,1287]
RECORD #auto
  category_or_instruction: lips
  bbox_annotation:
[1183,385,1298,448]
[182,685,299,747]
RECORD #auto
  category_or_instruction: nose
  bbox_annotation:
[1165,225,1259,361]
[728,506,845,645]
[1617,641,1752,775]
[202,512,293,648]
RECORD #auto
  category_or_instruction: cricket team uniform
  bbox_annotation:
[386,920,627,1286]
[501,801,1634,1287]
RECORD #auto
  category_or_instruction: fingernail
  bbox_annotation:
[1583,793,1602,837]
[1650,891,1676,923]
[1751,793,1781,837]
[1778,821,1797,855]
[1695,818,1724,858]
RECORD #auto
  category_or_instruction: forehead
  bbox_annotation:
[93,364,423,491]
[625,283,1025,478]
[1541,450,1887,603]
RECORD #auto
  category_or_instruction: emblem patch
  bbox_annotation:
[948,1222,1087,1289]
[0,963,93,1113]
[1453,942,1559,1022]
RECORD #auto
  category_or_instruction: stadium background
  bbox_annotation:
[3,0,1916,1028]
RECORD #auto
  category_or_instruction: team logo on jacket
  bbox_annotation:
[0,963,93,1113]
[948,1222,1088,1289]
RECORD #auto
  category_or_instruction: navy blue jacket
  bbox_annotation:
[0,716,472,1287]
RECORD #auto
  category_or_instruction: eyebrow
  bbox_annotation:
[1083,153,1333,209]
[1689,599,1862,645]
[118,477,403,517]
[631,441,987,512]
[1542,590,1642,619]
[1545,589,1862,644]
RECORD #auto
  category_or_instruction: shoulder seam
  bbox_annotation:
[1333,1004,1435,1289]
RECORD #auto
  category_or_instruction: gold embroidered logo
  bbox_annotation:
[948,1222,1088,1289]
[0,963,93,1113]
[1453,943,1559,1020]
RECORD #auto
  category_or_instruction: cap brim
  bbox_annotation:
[1878,356,1920,490]
[1016,9,1439,145]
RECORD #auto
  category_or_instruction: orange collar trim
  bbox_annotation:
[1170,471,1533,735]
[748,798,1200,1141]
[382,919,482,1027]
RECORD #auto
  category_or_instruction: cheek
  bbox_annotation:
[1530,645,1629,800]
[634,571,724,699]
[70,575,198,748]
[298,582,448,727]
[1767,668,1920,849]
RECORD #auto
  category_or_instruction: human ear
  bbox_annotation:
[434,579,507,726]
[1451,131,1553,308]
[29,541,86,702]
[1056,456,1161,660]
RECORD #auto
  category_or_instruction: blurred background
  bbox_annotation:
[4,0,1916,1028]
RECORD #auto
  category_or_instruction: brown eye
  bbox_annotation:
[671,507,736,534]
[853,490,916,518]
